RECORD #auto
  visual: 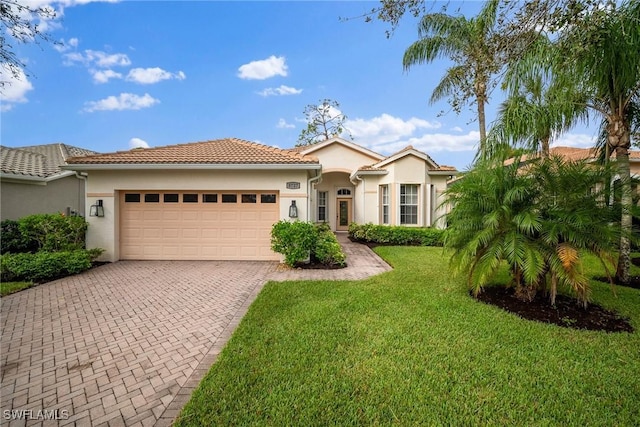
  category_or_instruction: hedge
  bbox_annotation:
[1,214,88,254]
[0,249,103,283]
[348,223,444,246]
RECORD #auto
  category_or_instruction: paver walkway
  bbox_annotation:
[0,236,390,426]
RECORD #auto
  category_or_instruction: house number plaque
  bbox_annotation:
[286,182,301,189]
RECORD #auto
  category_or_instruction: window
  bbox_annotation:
[337,188,351,196]
[261,194,277,204]
[164,194,179,203]
[144,194,160,203]
[183,194,198,203]
[400,184,419,225]
[381,185,389,224]
[124,193,140,203]
[242,194,257,203]
[318,191,328,222]
[222,194,237,203]
[203,194,218,203]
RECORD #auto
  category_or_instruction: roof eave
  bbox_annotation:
[0,170,75,183]
[61,163,321,171]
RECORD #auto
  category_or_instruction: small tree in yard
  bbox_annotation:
[444,154,618,307]
[296,99,352,146]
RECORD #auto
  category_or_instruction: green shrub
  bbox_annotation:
[348,223,444,246]
[313,227,346,267]
[1,219,38,254]
[18,214,88,252]
[271,220,317,266]
[271,221,347,267]
[0,249,101,282]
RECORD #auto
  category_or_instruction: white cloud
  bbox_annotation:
[83,93,159,112]
[238,55,287,80]
[126,67,186,84]
[371,131,481,155]
[53,37,78,52]
[277,118,295,129]
[450,126,463,132]
[91,69,122,83]
[129,137,150,149]
[258,85,302,97]
[64,49,131,68]
[346,113,441,145]
[0,65,34,112]
[551,133,596,148]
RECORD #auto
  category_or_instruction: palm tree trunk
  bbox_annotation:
[540,136,550,158]
[611,117,633,285]
[477,95,487,158]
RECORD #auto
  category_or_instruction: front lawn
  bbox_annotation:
[0,281,33,296]
[175,247,640,426]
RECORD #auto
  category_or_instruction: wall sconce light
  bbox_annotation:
[289,200,298,218]
[89,199,105,217]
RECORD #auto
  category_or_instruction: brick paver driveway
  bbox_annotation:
[1,260,276,426]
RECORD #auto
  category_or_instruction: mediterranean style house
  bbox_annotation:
[64,137,457,262]
[0,143,98,221]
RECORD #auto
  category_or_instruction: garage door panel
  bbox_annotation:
[181,228,200,239]
[120,191,279,260]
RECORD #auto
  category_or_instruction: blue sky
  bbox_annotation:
[1,0,596,171]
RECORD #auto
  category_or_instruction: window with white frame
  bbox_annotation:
[318,191,328,222]
[381,185,389,224]
[400,184,419,225]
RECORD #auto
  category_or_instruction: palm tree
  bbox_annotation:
[487,64,582,159]
[552,1,640,285]
[444,154,617,307]
[402,0,501,157]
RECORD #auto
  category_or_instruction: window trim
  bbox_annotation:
[380,185,389,224]
[318,191,328,222]
[399,184,419,225]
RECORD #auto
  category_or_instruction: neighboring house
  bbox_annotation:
[506,146,640,176]
[0,143,98,221]
[64,137,457,262]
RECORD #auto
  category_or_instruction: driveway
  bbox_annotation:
[1,261,276,426]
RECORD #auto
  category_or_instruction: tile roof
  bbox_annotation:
[505,146,640,166]
[1,143,98,178]
[66,138,319,165]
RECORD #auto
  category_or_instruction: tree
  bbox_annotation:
[487,38,583,159]
[296,99,352,146]
[0,0,57,92]
[402,0,502,157]
[551,0,640,285]
[444,154,618,307]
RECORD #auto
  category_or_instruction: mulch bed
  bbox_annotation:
[474,286,634,333]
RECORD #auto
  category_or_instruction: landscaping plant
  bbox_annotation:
[443,154,619,306]
[271,220,346,267]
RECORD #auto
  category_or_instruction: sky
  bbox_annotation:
[1,0,598,171]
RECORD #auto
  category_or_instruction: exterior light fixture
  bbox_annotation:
[89,199,105,217]
[289,200,298,218]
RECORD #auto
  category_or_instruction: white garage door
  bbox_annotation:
[119,191,279,260]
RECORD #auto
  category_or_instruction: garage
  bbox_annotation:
[119,190,279,260]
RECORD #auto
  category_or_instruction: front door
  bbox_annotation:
[336,198,352,231]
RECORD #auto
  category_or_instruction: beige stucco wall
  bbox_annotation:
[356,155,453,229]
[307,143,381,173]
[0,175,86,221]
[83,168,311,261]
[313,171,354,230]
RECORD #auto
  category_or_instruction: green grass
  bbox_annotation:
[175,247,640,426]
[0,281,33,296]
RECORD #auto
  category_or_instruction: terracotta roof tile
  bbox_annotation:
[1,143,98,177]
[506,147,640,166]
[434,165,457,171]
[67,138,319,165]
